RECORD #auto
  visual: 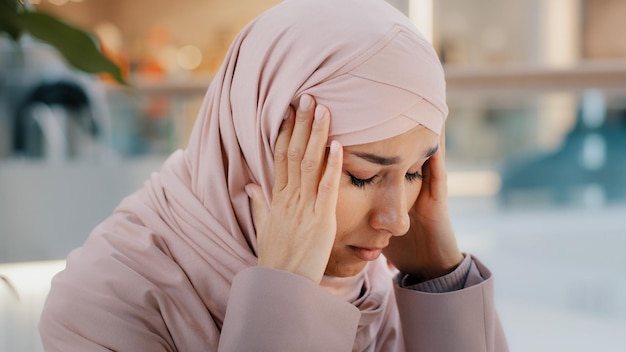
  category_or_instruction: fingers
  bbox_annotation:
[273,107,295,192]
[439,123,446,159]
[245,183,269,231]
[432,125,447,178]
[300,105,331,201]
[256,95,339,284]
[315,140,343,214]
[286,94,315,191]
[273,93,336,210]
[425,126,448,200]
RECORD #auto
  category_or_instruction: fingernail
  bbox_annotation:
[299,94,312,111]
[330,140,340,154]
[314,105,326,121]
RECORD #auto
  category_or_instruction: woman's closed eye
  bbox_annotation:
[347,171,423,189]
[347,172,376,188]
[405,170,423,183]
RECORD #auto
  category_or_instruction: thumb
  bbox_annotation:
[245,183,269,229]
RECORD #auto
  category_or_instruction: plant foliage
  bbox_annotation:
[0,0,126,85]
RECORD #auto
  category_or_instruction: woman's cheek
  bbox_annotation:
[335,188,372,240]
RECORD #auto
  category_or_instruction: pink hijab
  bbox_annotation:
[41,0,447,350]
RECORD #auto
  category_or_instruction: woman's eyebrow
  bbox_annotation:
[351,144,439,166]
[351,152,399,165]
[424,145,439,158]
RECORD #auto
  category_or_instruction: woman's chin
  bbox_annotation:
[324,260,368,277]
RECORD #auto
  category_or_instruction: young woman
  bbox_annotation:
[40,0,508,350]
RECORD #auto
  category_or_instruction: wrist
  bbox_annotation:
[401,253,471,291]
[403,252,464,283]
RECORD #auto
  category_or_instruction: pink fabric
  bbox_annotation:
[219,256,508,351]
[40,0,454,350]
[394,257,509,351]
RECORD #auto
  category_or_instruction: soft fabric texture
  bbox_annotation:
[39,0,506,351]
[219,256,508,351]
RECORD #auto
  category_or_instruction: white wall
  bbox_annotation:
[0,157,165,263]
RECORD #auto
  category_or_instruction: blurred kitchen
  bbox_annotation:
[1,0,625,351]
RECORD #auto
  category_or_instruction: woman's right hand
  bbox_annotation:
[245,94,343,284]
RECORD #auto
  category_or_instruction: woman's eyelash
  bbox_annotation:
[347,173,376,188]
[405,171,423,183]
[347,171,423,188]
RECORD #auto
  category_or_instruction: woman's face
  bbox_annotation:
[325,124,439,277]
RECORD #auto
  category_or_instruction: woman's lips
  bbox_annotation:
[350,246,383,261]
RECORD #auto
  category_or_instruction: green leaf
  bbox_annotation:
[0,0,22,40]
[18,11,127,85]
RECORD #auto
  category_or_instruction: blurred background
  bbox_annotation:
[1,0,625,350]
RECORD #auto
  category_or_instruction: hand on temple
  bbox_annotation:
[383,127,464,281]
[246,95,343,284]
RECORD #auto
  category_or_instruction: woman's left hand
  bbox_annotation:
[382,127,464,281]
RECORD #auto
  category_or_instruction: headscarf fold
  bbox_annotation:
[44,0,448,350]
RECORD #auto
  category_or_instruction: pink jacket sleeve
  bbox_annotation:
[221,257,508,352]
[393,255,509,351]
[219,267,361,351]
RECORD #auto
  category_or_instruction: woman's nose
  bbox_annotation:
[369,187,411,236]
